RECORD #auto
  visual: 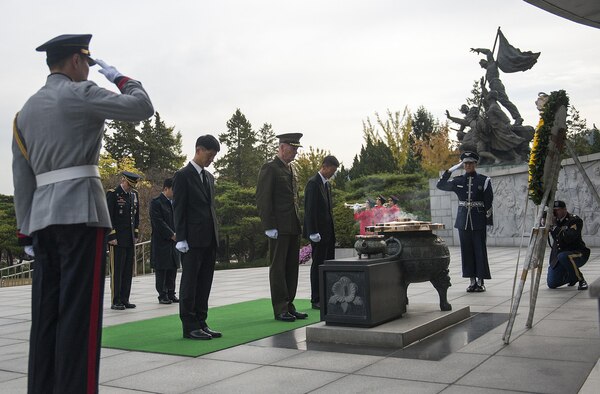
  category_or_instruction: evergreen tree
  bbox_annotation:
[137,112,186,173]
[349,136,398,179]
[214,109,261,187]
[104,120,142,164]
[412,106,437,142]
[256,123,278,163]
[565,106,600,157]
[465,79,483,108]
[104,113,185,177]
[0,195,21,266]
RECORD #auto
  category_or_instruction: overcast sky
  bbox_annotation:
[2,0,599,196]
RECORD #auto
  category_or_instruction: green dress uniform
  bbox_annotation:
[256,156,302,316]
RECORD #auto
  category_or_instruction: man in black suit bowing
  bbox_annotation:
[149,178,180,304]
[303,155,339,310]
[173,135,221,340]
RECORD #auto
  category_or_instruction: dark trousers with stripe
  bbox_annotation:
[179,243,216,333]
[458,229,491,279]
[30,224,106,394]
[547,251,588,288]
[110,245,134,305]
[268,235,300,315]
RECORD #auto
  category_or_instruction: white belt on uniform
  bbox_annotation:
[458,201,484,208]
[36,165,100,187]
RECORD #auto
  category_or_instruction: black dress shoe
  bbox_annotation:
[290,310,308,319]
[111,304,125,310]
[578,279,588,290]
[311,302,320,310]
[202,326,222,338]
[123,303,136,309]
[466,284,476,293]
[183,328,212,340]
[275,312,296,322]
[169,296,179,303]
[159,298,172,304]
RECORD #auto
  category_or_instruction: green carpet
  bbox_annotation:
[101,298,319,357]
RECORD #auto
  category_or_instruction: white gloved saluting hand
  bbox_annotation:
[95,59,124,83]
[448,161,463,172]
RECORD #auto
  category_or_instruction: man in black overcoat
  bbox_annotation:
[150,178,180,304]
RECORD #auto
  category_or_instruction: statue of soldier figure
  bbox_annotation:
[471,47,523,126]
[446,80,534,165]
[446,30,540,165]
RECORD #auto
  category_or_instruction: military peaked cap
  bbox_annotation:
[460,151,479,163]
[276,133,303,147]
[121,171,141,186]
[36,34,96,66]
[553,200,566,208]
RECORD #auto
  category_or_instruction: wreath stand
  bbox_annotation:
[502,104,600,344]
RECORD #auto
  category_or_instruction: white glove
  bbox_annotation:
[448,162,463,172]
[24,245,34,257]
[95,59,124,83]
[309,233,321,242]
[176,240,189,253]
[265,229,278,239]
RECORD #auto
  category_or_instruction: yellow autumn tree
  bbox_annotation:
[414,122,458,177]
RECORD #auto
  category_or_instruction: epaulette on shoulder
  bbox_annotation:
[107,188,115,192]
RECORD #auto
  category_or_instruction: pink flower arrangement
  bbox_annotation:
[299,244,312,264]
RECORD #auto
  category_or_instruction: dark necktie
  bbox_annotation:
[201,169,211,199]
[325,182,331,210]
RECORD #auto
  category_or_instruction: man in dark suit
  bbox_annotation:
[256,133,308,322]
[107,171,141,310]
[150,178,180,304]
[303,155,339,310]
[173,135,222,340]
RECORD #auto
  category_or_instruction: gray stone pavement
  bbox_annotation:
[0,246,599,393]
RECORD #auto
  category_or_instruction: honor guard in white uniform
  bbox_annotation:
[12,34,153,393]
[437,151,493,292]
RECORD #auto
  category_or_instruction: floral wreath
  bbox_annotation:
[527,90,569,205]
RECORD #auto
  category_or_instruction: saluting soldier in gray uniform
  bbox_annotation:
[107,171,141,310]
[437,151,494,292]
[12,34,153,394]
[256,133,309,322]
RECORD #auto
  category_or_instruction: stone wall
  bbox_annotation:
[429,152,600,247]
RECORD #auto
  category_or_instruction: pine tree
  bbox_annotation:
[256,123,278,163]
[104,113,185,177]
[214,109,261,187]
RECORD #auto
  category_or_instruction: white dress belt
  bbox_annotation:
[36,165,100,187]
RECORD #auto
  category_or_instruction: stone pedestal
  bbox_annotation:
[319,256,406,327]
[307,304,470,348]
